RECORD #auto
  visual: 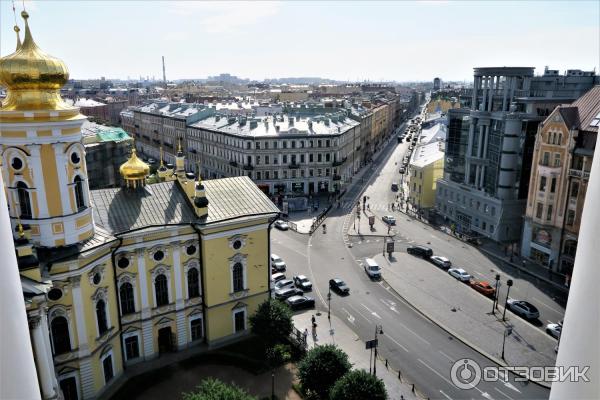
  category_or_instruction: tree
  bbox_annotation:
[182,378,256,400]
[329,370,387,400]
[297,344,351,399]
[249,299,293,346]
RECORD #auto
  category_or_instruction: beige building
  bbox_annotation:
[522,85,600,276]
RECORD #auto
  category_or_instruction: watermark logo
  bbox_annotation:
[450,358,590,389]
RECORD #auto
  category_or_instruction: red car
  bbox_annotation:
[470,280,496,298]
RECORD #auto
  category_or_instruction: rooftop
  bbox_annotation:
[410,140,445,168]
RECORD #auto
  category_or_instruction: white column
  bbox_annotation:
[70,276,89,356]
[550,144,600,400]
[29,315,59,399]
[28,144,49,218]
[52,143,72,215]
[0,173,41,400]
[136,249,155,358]
[172,241,184,311]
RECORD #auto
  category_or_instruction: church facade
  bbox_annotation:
[0,12,279,400]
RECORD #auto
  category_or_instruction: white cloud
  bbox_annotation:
[169,1,280,34]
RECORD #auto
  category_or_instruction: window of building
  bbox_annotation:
[490,224,494,233]
[550,177,556,193]
[419,172,423,179]
[191,318,203,341]
[317,154,322,162]
[155,275,169,307]
[234,310,245,333]
[491,207,496,216]
[571,182,579,198]
[59,377,78,400]
[188,268,200,298]
[124,336,140,360]
[536,203,543,219]
[554,153,561,167]
[265,156,270,165]
[50,316,71,355]
[566,209,575,226]
[102,354,114,384]
[256,172,261,180]
[300,154,305,163]
[542,152,550,166]
[119,283,135,315]
[309,154,314,162]
[484,204,489,213]
[232,262,244,292]
[564,240,577,258]
[539,176,547,191]
[546,205,553,221]
[265,171,270,179]
[16,182,32,218]
[74,176,85,211]
[256,142,260,150]
[96,300,108,336]
[558,133,562,145]
[283,141,288,149]
[482,221,487,230]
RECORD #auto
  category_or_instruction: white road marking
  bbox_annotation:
[439,390,453,400]
[494,388,513,400]
[439,350,454,362]
[341,308,356,325]
[382,332,409,352]
[417,358,457,389]
[532,297,564,314]
[361,303,382,319]
[348,304,372,323]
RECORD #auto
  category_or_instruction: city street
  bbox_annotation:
[271,135,553,399]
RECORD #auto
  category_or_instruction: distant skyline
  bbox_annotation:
[1,1,598,82]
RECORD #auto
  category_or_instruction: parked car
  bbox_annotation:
[293,275,313,291]
[391,182,399,191]
[430,255,451,269]
[470,280,496,297]
[407,245,433,258]
[270,254,286,272]
[274,286,304,300]
[448,268,471,282]
[382,215,396,225]
[507,299,540,320]
[274,279,294,290]
[271,272,286,283]
[329,278,350,295]
[364,258,382,279]
[545,321,562,339]
[286,295,316,310]
[274,220,289,230]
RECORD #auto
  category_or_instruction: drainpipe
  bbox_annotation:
[267,217,279,300]
[109,237,126,371]
[190,223,208,344]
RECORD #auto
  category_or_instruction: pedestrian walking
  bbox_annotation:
[311,314,316,326]
[303,328,308,343]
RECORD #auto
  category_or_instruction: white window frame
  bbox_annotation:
[189,314,204,342]
[229,254,247,294]
[122,331,141,362]
[100,349,115,385]
[48,306,76,355]
[58,371,81,400]
[91,287,111,338]
[117,273,139,315]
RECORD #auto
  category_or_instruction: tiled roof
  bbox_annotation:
[80,226,116,253]
[571,85,600,132]
[203,176,280,223]
[90,177,279,234]
[90,181,197,234]
[557,107,579,129]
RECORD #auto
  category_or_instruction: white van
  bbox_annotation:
[364,258,382,279]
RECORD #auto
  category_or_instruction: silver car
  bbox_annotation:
[448,268,471,282]
[545,322,562,339]
[507,299,540,320]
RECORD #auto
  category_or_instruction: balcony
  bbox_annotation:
[332,157,347,167]
[243,164,254,171]
[229,160,238,167]
[288,163,300,169]
[569,169,582,178]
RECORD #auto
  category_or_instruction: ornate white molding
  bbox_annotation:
[228,234,248,250]
[91,286,108,303]
[87,264,106,286]
[150,263,171,280]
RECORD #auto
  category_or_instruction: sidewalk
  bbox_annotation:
[292,311,421,400]
[375,252,557,387]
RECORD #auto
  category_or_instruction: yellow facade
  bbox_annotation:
[408,155,444,209]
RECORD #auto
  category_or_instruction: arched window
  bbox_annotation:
[232,263,244,292]
[119,282,135,315]
[96,300,108,335]
[558,133,562,145]
[16,182,32,218]
[74,176,85,211]
[50,316,71,355]
[155,274,169,307]
[187,268,200,298]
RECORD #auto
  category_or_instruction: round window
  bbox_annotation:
[11,157,23,171]
[70,152,81,164]
[186,245,196,255]
[233,240,242,250]
[117,257,130,269]
[154,250,164,261]
[48,288,63,301]
[92,273,101,285]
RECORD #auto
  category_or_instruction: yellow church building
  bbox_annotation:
[0,12,279,400]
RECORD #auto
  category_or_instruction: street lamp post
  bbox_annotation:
[373,325,383,377]
[492,274,501,313]
[327,288,331,320]
[501,326,513,360]
[502,279,514,322]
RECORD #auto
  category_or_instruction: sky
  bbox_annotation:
[0,0,598,82]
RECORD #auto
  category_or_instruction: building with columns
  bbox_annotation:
[435,67,598,243]
[1,12,279,400]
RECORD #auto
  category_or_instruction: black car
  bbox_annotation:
[274,287,304,300]
[329,278,350,295]
[286,295,316,310]
[407,245,433,258]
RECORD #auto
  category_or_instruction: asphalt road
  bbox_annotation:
[271,137,551,399]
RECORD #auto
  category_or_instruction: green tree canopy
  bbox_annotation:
[330,369,388,400]
[249,299,293,346]
[182,378,256,400]
[297,344,351,399]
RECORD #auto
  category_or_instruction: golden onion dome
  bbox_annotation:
[0,11,71,111]
[119,148,150,181]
